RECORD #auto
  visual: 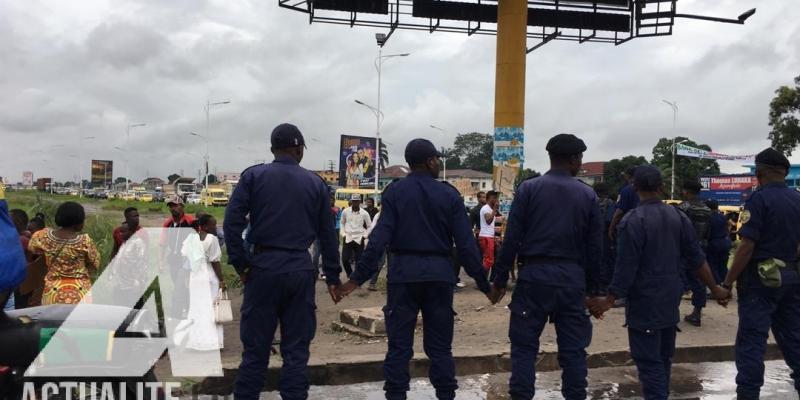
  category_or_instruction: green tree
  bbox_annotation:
[440,147,463,170]
[167,173,181,183]
[379,141,389,172]
[449,132,493,173]
[650,137,720,197]
[768,75,800,156]
[207,174,219,185]
[515,168,541,190]
[604,155,648,196]
[114,177,128,185]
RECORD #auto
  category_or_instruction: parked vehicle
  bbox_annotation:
[200,189,228,207]
[185,193,201,205]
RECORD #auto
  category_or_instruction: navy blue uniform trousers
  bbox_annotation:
[628,326,677,400]
[383,282,456,400]
[234,270,317,400]
[735,284,800,399]
[508,281,591,400]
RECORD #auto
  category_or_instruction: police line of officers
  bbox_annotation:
[222,123,800,400]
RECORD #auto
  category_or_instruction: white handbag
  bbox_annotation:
[214,289,233,323]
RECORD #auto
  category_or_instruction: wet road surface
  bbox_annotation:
[252,361,796,399]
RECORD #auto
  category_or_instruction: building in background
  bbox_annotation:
[313,170,339,186]
[577,161,605,186]
[443,169,494,205]
[378,165,410,190]
[217,172,241,183]
[141,177,165,190]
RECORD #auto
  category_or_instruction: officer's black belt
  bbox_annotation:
[253,244,307,255]
[390,249,450,258]
[520,256,580,265]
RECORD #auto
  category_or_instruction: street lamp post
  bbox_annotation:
[429,125,450,181]
[189,132,210,189]
[124,123,147,193]
[370,35,409,195]
[78,136,95,198]
[662,100,680,200]
[201,100,231,190]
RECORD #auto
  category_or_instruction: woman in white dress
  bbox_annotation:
[181,214,226,351]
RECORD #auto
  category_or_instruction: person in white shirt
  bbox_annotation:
[340,194,372,277]
[478,191,499,276]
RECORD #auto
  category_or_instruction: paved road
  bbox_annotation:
[245,361,796,399]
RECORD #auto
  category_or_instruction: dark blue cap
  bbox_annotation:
[633,165,662,191]
[405,138,443,165]
[546,133,587,155]
[270,123,306,149]
[755,148,790,170]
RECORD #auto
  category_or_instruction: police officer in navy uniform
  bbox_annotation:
[338,138,493,400]
[720,148,800,399]
[588,165,728,400]
[224,123,342,400]
[491,133,603,400]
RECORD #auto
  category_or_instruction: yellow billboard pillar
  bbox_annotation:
[493,0,528,202]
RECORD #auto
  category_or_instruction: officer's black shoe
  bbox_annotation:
[684,312,701,327]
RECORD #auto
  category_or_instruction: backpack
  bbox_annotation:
[679,201,712,248]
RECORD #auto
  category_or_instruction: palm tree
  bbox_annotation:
[379,140,389,172]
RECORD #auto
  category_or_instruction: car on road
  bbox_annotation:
[186,193,201,205]
[200,188,228,207]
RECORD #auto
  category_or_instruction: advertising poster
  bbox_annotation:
[339,135,377,188]
[700,175,758,206]
[22,171,33,187]
[91,160,114,187]
[492,127,524,198]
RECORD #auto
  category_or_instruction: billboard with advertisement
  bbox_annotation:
[22,171,33,187]
[492,127,524,198]
[699,174,758,206]
[339,135,377,188]
[91,160,114,187]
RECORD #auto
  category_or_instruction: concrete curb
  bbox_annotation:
[193,343,783,395]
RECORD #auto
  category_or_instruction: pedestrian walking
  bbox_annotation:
[677,179,713,327]
[162,195,195,319]
[340,194,372,277]
[338,138,493,400]
[490,133,603,400]
[705,199,732,284]
[224,123,341,400]
[111,207,141,259]
[478,191,499,276]
[720,148,800,399]
[609,166,639,240]
[365,197,380,220]
[593,183,616,293]
[587,165,728,400]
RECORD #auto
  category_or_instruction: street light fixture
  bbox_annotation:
[202,100,232,190]
[189,131,211,189]
[675,8,756,25]
[429,125,451,181]
[78,136,96,198]
[121,123,147,193]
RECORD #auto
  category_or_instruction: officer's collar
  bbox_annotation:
[545,168,572,177]
[408,171,435,179]
[273,154,300,165]
[640,197,661,205]
[760,181,787,189]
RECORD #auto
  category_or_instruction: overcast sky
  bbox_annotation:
[1,0,798,184]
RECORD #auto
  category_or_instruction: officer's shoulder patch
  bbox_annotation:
[739,210,751,225]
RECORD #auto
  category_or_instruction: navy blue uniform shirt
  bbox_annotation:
[616,183,639,213]
[223,155,342,285]
[609,199,707,330]
[738,182,800,287]
[494,169,603,289]
[708,211,731,253]
[351,171,490,293]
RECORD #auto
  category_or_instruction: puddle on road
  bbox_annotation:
[252,361,796,399]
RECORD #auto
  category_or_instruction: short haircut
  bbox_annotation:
[548,153,580,165]
[54,201,86,228]
[486,191,499,200]
[28,217,45,230]
[123,207,138,217]
[682,180,702,194]
[9,209,28,233]
[593,182,609,196]
[477,191,486,197]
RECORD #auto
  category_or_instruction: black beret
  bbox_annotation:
[271,123,306,149]
[405,138,443,165]
[755,148,790,170]
[546,133,587,155]
[633,165,662,191]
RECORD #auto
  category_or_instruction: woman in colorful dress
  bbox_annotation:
[28,201,100,305]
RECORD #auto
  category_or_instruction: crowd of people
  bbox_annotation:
[1,122,798,400]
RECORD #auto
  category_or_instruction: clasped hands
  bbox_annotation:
[328,281,508,305]
[584,285,732,320]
